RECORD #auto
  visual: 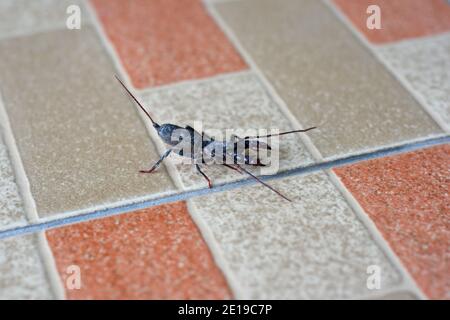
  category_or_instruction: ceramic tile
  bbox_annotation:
[140,72,314,189]
[90,0,247,88]
[0,134,27,228]
[190,172,401,299]
[335,145,450,299]
[214,0,442,159]
[377,33,450,132]
[0,0,89,40]
[333,0,450,44]
[0,27,175,217]
[0,234,53,299]
[46,201,232,299]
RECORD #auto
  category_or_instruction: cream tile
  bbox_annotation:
[0,0,89,40]
[0,27,175,217]
[0,134,27,229]
[190,172,401,299]
[377,33,450,132]
[214,0,442,159]
[0,234,53,299]
[140,72,314,189]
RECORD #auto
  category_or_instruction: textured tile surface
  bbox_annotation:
[0,234,53,299]
[333,0,450,44]
[335,145,450,299]
[0,0,89,40]
[0,27,175,217]
[215,0,442,159]
[46,202,232,299]
[191,172,401,299]
[0,134,27,228]
[140,72,314,189]
[91,0,247,88]
[378,33,450,132]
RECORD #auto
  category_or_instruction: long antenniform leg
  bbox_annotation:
[222,163,243,174]
[196,164,212,188]
[243,126,317,140]
[140,149,172,174]
[224,164,292,202]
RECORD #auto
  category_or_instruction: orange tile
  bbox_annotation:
[90,0,247,88]
[334,145,450,299]
[333,0,450,44]
[46,202,232,299]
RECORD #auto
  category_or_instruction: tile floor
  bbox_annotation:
[0,0,448,299]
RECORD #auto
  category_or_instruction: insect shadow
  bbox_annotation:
[115,76,316,202]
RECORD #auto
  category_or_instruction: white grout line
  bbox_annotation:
[86,0,248,300]
[205,0,430,299]
[0,83,65,300]
[323,0,449,133]
[37,232,66,300]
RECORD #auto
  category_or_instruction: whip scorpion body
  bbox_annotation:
[115,76,316,201]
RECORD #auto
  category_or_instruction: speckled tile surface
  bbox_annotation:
[0,0,89,40]
[335,145,450,299]
[140,72,314,189]
[0,134,27,229]
[377,33,450,132]
[214,0,442,159]
[190,172,401,299]
[0,234,53,299]
[0,27,176,217]
[333,0,450,44]
[46,202,232,299]
[90,0,247,88]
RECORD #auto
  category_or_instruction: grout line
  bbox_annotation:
[37,232,66,300]
[0,135,448,241]
[0,76,65,300]
[205,0,435,299]
[323,0,449,133]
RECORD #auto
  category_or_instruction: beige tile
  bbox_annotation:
[0,0,89,40]
[215,0,442,159]
[0,134,27,229]
[0,27,175,217]
[377,33,450,132]
[190,172,401,299]
[140,72,314,189]
[0,234,53,299]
